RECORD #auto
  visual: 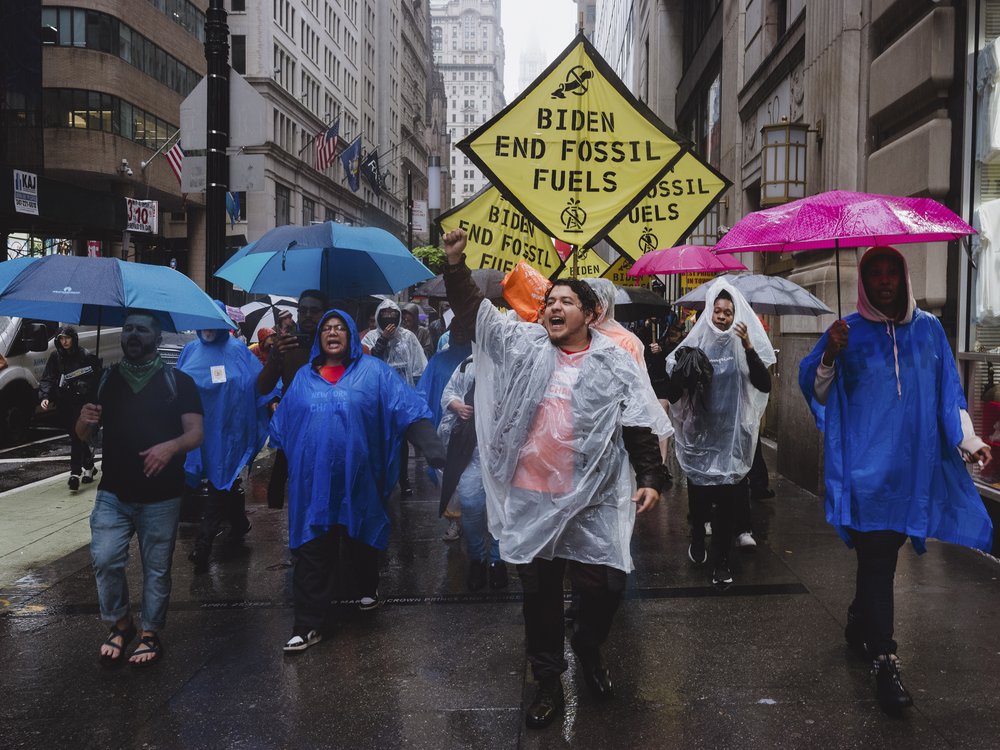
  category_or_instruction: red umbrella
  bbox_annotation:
[627,244,748,276]
[713,190,975,315]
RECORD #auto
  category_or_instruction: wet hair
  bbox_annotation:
[298,289,328,309]
[547,278,600,322]
[124,308,162,334]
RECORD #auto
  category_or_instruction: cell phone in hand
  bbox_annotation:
[294,333,312,348]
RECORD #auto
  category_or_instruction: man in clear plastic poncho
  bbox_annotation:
[178,316,272,571]
[442,229,672,730]
[799,245,992,714]
[665,279,774,587]
[270,309,444,653]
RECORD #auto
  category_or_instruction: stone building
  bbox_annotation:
[429,0,506,208]
[590,0,1000,514]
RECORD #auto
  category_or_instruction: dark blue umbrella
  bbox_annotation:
[0,255,236,331]
[214,221,434,298]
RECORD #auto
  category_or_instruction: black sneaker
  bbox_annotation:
[488,560,509,590]
[467,560,488,592]
[81,466,97,484]
[68,474,80,492]
[712,561,733,587]
[873,656,913,714]
[228,519,252,542]
[188,548,210,573]
[525,677,565,729]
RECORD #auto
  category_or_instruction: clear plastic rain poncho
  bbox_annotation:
[360,299,427,385]
[472,300,672,572]
[583,278,646,369]
[665,278,776,485]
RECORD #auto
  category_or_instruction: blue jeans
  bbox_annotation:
[457,450,500,563]
[90,490,181,632]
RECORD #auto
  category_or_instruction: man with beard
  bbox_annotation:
[442,229,671,730]
[77,311,204,667]
[257,290,328,508]
[179,314,270,571]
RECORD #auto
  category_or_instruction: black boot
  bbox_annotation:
[525,676,564,729]
[873,655,913,714]
[570,634,613,700]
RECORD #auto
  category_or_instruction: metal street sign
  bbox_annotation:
[180,70,267,151]
[606,151,731,260]
[437,185,561,276]
[457,32,688,249]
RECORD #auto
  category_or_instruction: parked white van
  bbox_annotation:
[0,317,123,444]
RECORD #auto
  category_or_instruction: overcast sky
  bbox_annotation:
[501,1,579,101]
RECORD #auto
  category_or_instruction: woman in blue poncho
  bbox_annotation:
[270,308,445,653]
[799,245,993,714]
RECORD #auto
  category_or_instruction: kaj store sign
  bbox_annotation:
[458,32,688,250]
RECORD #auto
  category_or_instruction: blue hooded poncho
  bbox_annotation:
[269,309,432,550]
[177,331,270,491]
[415,341,473,426]
[799,247,992,552]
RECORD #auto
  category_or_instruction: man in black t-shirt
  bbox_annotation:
[77,311,204,668]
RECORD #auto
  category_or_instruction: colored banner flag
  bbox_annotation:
[606,151,731,260]
[225,191,241,228]
[457,32,688,249]
[339,135,362,192]
[165,141,184,186]
[437,185,561,277]
[360,148,385,195]
[316,119,341,172]
[554,246,610,280]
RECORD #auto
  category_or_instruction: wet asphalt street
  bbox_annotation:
[2,449,1000,749]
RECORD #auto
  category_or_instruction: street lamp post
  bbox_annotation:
[205,0,230,299]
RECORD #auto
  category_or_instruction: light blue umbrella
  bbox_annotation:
[674,273,833,316]
[0,255,236,331]
[214,221,434,298]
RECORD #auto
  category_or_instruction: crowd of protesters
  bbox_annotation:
[51,229,994,723]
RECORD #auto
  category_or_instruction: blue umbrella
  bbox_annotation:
[0,255,236,332]
[214,221,434,297]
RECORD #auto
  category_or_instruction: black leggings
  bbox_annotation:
[688,478,750,562]
[847,528,907,656]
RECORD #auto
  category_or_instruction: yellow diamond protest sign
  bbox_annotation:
[554,246,610,280]
[606,151,731,260]
[602,255,653,288]
[457,32,689,249]
[437,185,562,276]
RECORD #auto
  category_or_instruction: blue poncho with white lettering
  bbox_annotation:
[799,310,992,553]
[270,309,432,550]
[178,334,270,491]
[416,342,473,426]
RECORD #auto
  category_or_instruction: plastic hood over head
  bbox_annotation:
[177,334,270,490]
[361,300,427,385]
[310,308,362,365]
[471,299,672,573]
[856,246,916,324]
[665,277,775,485]
[583,277,646,369]
[374,298,402,336]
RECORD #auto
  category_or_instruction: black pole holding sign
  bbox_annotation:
[205,1,230,300]
[406,170,413,253]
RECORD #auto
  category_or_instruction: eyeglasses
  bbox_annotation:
[320,323,348,334]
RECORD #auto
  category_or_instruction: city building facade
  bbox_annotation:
[429,0,506,208]
[591,0,999,511]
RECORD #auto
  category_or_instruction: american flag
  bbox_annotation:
[165,140,184,186]
[315,120,340,172]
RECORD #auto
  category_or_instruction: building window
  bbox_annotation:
[276,184,291,225]
[231,0,246,11]
[42,87,176,150]
[231,35,246,74]
[302,196,316,225]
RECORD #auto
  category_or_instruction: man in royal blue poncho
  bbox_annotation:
[270,308,446,653]
[177,317,271,571]
[799,245,993,714]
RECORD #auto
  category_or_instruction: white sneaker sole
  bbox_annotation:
[283,632,322,652]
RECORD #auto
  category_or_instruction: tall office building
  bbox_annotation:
[429,0,505,207]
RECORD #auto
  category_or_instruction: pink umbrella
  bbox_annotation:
[713,190,975,315]
[627,244,748,277]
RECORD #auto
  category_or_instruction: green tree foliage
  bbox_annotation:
[411,245,446,274]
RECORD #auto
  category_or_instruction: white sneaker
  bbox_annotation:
[442,519,461,542]
[737,532,757,549]
[358,592,380,611]
[81,466,97,484]
[283,629,322,653]
[704,522,712,537]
